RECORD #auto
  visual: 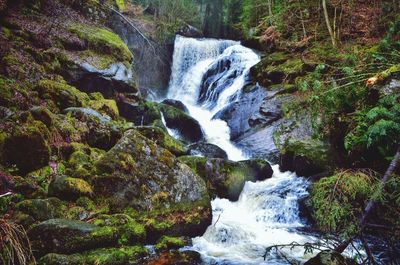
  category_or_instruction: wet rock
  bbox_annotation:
[178,156,273,201]
[108,13,173,97]
[178,24,203,38]
[188,142,227,159]
[274,111,332,176]
[304,251,357,265]
[117,100,162,127]
[213,84,266,140]
[48,176,93,201]
[159,104,204,143]
[136,126,188,156]
[161,99,189,113]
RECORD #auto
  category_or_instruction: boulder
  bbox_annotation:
[178,156,273,201]
[188,142,227,159]
[16,198,67,222]
[178,24,204,38]
[213,84,266,140]
[135,126,188,156]
[304,251,357,265]
[3,120,51,174]
[161,99,189,113]
[34,79,90,112]
[28,217,145,257]
[142,250,202,265]
[28,219,108,255]
[63,107,122,150]
[93,129,209,210]
[117,100,162,127]
[274,111,332,176]
[92,129,211,239]
[159,103,204,143]
[48,176,93,201]
[39,246,148,265]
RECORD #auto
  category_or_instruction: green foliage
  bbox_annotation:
[345,95,400,157]
[310,170,378,238]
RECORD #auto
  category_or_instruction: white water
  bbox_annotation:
[164,35,362,264]
[168,35,260,161]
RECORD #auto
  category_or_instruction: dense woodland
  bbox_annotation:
[0,0,399,264]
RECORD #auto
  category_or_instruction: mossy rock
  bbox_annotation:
[38,246,148,265]
[66,143,105,179]
[250,53,305,86]
[68,23,132,65]
[177,156,273,201]
[3,120,51,174]
[304,251,357,265]
[16,198,67,222]
[34,79,90,112]
[135,126,188,156]
[28,219,115,256]
[154,236,185,252]
[30,106,54,127]
[159,103,204,143]
[93,129,209,211]
[117,100,163,127]
[48,176,93,201]
[89,98,119,119]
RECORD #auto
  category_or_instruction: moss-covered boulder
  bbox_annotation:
[38,246,148,265]
[135,126,188,156]
[88,97,119,119]
[161,99,189,113]
[66,143,105,179]
[28,219,123,256]
[188,142,227,159]
[117,100,163,127]
[16,198,67,223]
[30,106,55,127]
[304,251,357,265]
[62,107,122,150]
[178,156,273,201]
[48,176,93,201]
[250,52,305,86]
[34,79,90,112]
[154,236,185,252]
[93,129,209,210]
[273,111,332,176]
[3,120,51,174]
[159,103,204,143]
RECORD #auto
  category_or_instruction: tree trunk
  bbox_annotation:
[322,0,337,48]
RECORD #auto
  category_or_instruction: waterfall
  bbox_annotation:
[164,35,363,264]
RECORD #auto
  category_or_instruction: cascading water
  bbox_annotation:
[164,35,361,264]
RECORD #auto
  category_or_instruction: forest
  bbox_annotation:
[0,0,399,264]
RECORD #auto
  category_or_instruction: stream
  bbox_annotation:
[161,35,363,264]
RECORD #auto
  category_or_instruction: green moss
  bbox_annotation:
[48,176,93,200]
[35,79,90,111]
[154,236,185,251]
[115,0,125,11]
[39,246,148,265]
[89,98,119,119]
[310,171,378,237]
[68,23,133,65]
[76,197,96,211]
[16,198,67,222]
[136,126,187,156]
